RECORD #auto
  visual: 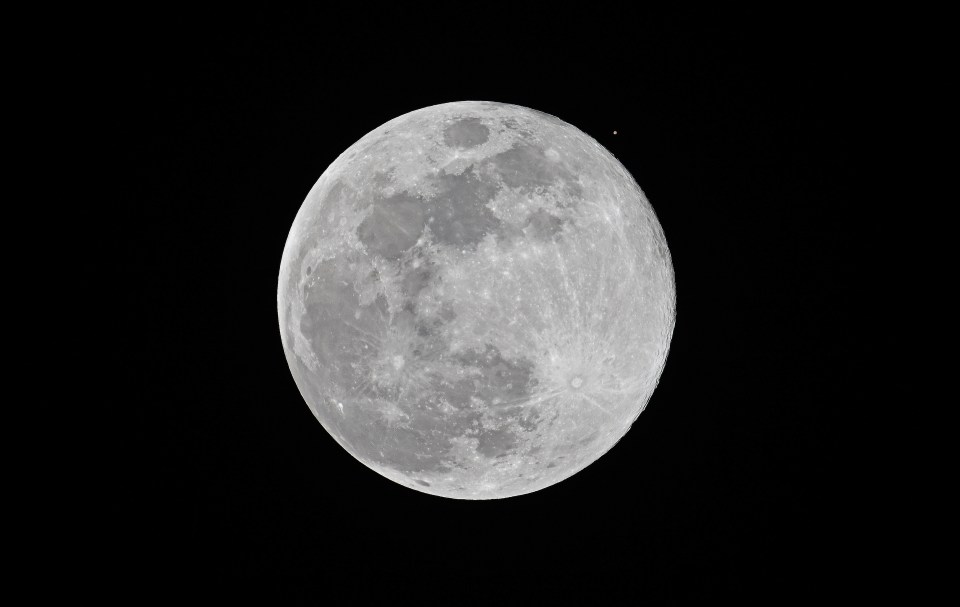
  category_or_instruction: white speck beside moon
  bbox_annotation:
[278,101,676,499]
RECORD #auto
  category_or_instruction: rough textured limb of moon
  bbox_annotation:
[278,101,676,499]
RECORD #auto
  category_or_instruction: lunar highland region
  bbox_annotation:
[278,101,675,499]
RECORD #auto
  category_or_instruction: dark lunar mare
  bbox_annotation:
[443,117,490,149]
[297,248,543,476]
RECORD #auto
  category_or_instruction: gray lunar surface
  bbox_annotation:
[278,101,676,499]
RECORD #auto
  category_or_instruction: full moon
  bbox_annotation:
[278,101,676,499]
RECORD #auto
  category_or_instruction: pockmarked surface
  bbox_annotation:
[278,101,676,499]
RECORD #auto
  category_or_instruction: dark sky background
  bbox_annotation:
[111,7,858,600]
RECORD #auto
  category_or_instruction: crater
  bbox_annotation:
[443,117,490,149]
[657,242,670,263]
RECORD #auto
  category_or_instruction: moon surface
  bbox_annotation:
[278,101,675,499]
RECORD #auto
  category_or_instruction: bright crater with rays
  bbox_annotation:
[278,101,675,499]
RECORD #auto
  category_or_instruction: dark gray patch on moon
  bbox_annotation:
[486,143,583,201]
[489,143,556,190]
[300,256,543,478]
[356,167,502,259]
[424,168,501,249]
[346,406,456,475]
[499,117,535,139]
[357,192,427,260]
[399,258,434,299]
[453,344,538,404]
[523,208,564,241]
[443,117,490,149]
[300,258,387,390]
[414,310,450,339]
[476,428,518,458]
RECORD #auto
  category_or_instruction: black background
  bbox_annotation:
[112,7,858,600]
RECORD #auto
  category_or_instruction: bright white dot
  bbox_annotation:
[570,376,584,388]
